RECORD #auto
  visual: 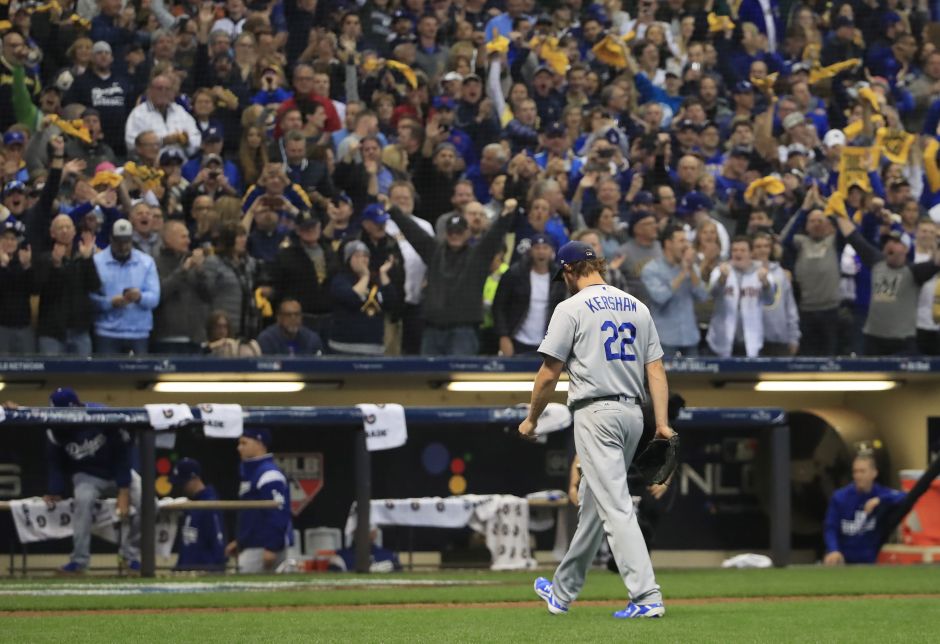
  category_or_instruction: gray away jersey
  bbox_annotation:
[538,283,664,406]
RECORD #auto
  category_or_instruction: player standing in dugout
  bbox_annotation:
[518,240,675,619]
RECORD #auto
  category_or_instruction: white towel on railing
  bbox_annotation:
[198,403,244,438]
[144,404,194,430]
[356,404,407,451]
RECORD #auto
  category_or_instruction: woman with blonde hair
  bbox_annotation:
[381,144,410,179]
[56,37,93,91]
[233,32,258,84]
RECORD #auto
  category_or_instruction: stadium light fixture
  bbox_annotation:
[446,380,569,392]
[152,381,306,393]
[754,380,899,392]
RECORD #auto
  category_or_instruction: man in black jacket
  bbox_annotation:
[34,215,100,355]
[268,211,340,341]
[0,219,34,354]
[389,198,518,355]
[492,234,568,356]
[152,221,212,354]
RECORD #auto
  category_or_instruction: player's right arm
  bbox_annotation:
[645,359,675,440]
[519,356,565,441]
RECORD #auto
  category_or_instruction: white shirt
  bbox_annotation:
[916,250,939,331]
[125,101,202,158]
[385,215,433,305]
[514,271,551,346]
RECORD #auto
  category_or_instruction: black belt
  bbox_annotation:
[570,394,638,412]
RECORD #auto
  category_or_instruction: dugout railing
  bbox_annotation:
[0,406,791,576]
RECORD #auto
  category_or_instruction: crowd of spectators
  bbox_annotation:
[2,0,940,358]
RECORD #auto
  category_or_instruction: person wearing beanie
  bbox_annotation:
[225,428,293,573]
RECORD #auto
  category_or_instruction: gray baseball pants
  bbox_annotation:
[551,399,662,606]
[71,470,142,567]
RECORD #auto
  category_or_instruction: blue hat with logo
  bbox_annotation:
[677,191,713,216]
[553,241,597,281]
[50,387,82,407]
[0,217,26,238]
[361,202,389,224]
[3,180,26,196]
[432,95,455,110]
[3,131,25,147]
[733,80,755,94]
[203,125,224,143]
[170,457,202,486]
[529,233,553,248]
[242,427,272,447]
[541,121,566,137]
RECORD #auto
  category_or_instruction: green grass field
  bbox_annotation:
[1,567,938,643]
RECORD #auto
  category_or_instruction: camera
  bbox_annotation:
[208,171,220,180]
[597,148,615,159]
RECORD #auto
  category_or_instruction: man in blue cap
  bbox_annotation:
[225,428,293,573]
[44,387,140,574]
[170,457,226,571]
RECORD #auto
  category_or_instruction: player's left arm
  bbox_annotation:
[518,357,564,441]
[645,359,675,440]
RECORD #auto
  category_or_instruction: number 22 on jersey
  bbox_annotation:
[602,321,636,362]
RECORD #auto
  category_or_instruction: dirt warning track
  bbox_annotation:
[5,593,940,617]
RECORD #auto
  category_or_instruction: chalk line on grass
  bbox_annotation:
[0,579,499,597]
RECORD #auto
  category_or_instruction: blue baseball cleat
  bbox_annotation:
[533,577,569,615]
[613,601,666,619]
[57,561,86,575]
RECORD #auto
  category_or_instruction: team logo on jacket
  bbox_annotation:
[273,452,324,517]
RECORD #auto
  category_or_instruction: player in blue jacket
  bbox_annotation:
[170,458,226,571]
[43,387,141,574]
[225,428,293,573]
[823,453,906,565]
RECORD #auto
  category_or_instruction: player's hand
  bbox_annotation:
[568,485,579,506]
[517,418,538,442]
[262,549,277,570]
[823,551,844,566]
[648,483,668,500]
[655,425,675,440]
[42,494,62,509]
[115,488,130,519]
[863,497,881,514]
[225,540,238,558]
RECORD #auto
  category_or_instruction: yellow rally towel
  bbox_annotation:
[254,288,273,318]
[874,127,915,164]
[744,176,785,202]
[933,279,940,325]
[123,162,165,191]
[486,29,510,55]
[750,72,778,94]
[89,170,123,189]
[923,137,940,193]
[823,191,848,218]
[808,58,861,85]
[592,34,629,69]
[837,146,873,194]
[707,12,735,32]
[529,35,569,75]
[385,60,418,89]
[48,114,92,144]
[858,86,881,113]
[361,284,382,317]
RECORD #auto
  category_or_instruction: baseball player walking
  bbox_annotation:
[519,241,675,619]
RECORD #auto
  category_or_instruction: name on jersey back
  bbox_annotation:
[584,294,638,314]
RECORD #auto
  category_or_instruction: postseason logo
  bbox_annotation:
[274,452,324,517]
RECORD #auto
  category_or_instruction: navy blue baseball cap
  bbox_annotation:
[0,217,26,238]
[553,241,597,281]
[541,121,566,137]
[677,191,713,216]
[3,180,26,196]
[627,210,656,236]
[733,80,755,94]
[3,131,25,147]
[361,202,389,224]
[432,95,455,110]
[242,427,272,447]
[203,126,224,143]
[529,233,552,248]
[170,457,202,486]
[50,387,82,407]
[632,190,655,206]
